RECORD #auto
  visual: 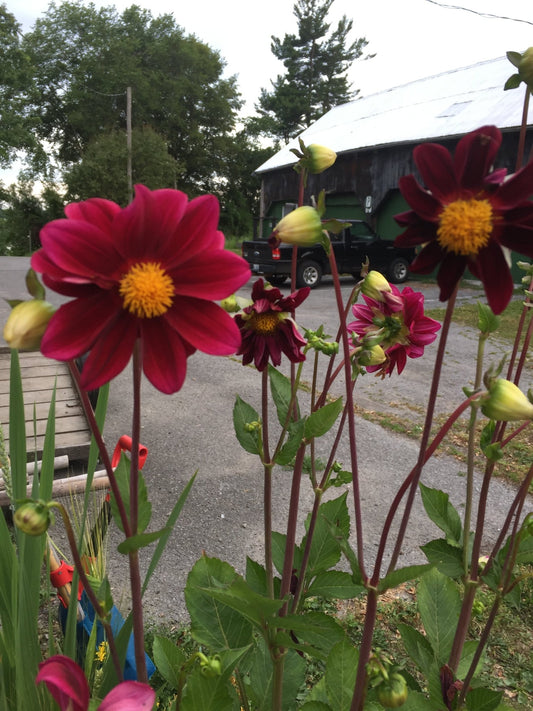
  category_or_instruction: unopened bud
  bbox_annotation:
[359,344,386,367]
[377,672,409,708]
[361,270,392,301]
[220,295,240,313]
[3,300,55,350]
[481,379,533,421]
[305,144,337,174]
[519,47,533,89]
[14,499,53,536]
[269,206,324,248]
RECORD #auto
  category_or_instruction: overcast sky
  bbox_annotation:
[3,0,533,183]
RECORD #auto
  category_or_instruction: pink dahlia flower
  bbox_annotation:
[348,284,441,376]
[394,125,533,315]
[36,655,155,710]
[235,278,310,371]
[31,185,251,393]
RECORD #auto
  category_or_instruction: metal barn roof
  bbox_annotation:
[256,56,533,174]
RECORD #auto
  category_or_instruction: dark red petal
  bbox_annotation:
[469,243,514,315]
[64,197,121,229]
[454,126,501,189]
[499,221,533,256]
[413,143,458,201]
[172,251,251,299]
[79,314,138,390]
[395,220,438,248]
[40,292,122,360]
[141,319,190,393]
[409,241,446,273]
[398,175,442,221]
[164,298,242,354]
[493,159,533,208]
[164,194,220,267]
[436,252,466,302]
[279,286,311,311]
[36,656,89,711]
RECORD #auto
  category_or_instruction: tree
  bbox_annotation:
[0,5,39,166]
[22,2,242,194]
[256,0,370,142]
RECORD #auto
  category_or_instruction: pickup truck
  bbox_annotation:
[241,219,416,288]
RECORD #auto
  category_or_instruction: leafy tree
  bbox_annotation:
[0,4,39,166]
[256,0,371,142]
[65,126,183,205]
[22,1,242,194]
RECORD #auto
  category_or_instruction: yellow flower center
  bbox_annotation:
[249,312,280,336]
[437,198,493,256]
[119,262,174,318]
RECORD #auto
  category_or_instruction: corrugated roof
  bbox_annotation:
[256,57,533,174]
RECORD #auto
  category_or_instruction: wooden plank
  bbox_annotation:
[0,399,84,422]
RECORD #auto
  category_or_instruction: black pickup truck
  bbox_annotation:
[241,219,416,289]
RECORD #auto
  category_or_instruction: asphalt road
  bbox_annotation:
[1,258,531,625]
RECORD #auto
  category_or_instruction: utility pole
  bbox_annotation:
[126,86,132,203]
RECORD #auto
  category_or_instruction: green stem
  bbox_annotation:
[271,648,286,711]
[262,369,274,598]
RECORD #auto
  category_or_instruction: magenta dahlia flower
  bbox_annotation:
[235,278,310,371]
[36,655,154,710]
[394,125,533,314]
[31,185,251,394]
[348,284,441,376]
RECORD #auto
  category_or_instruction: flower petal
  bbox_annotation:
[141,318,191,393]
[413,142,458,201]
[469,243,514,315]
[78,314,138,391]
[436,252,466,302]
[165,298,242,354]
[172,251,251,299]
[494,159,533,208]
[454,125,501,189]
[98,681,155,710]
[65,197,121,229]
[36,655,89,711]
[397,175,442,222]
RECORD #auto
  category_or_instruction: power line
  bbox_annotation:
[424,0,533,26]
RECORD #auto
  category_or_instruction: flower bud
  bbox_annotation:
[481,379,533,421]
[359,344,386,367]
[361,270,392,301]
[519,47,533,88]
[3,300,55,350]
[14,499,53,536]
[305,144,337,174]
[377,672,409,708]
[220,295,240,313]
[269,206,324,248]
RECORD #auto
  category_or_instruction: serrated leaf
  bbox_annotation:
[419,483,462,545]
[269,364,299,425]
[304,493,350,575]
[181,647,249,711]
[304,398,343,440]
[233,396,261,455]
[275,418,305,465]
[417,569,460,663]
[325,639,358,711]
[247,637,306,711]
[465,687,503,711]
[117,527,169,554]
[420,539,464,579]
[109,454,152,534]
[275,610,346,659]
[199,576,285,629]
[152,635,186,689]
[378,563,433,593]
[477,302,500,333]
[398,623,435,676]
[306,570,364,600]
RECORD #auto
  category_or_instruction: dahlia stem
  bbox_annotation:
[279,442,306,607]
[129,341,148,683]
[262,368,274,598]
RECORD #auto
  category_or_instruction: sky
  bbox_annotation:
[3,0,533,183]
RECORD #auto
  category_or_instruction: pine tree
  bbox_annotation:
[256,0,370,142]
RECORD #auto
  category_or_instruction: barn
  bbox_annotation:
[254,56,533,279]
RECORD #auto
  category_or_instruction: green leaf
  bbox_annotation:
[506,50,522,69]
[378,564,433,593]
[397,690,435,710]
[417,569,460,663]
[504,73,522,90]
[117,527,169,554]
[275,418,305,465]
[181,647,249,711]
[275,611,346,659]
[465,687,503,711]
[457,639,485,680]
[185,556,253,651]
[477,302,500,333]
[300,703,332,711]
[109,453,152,534]
[419,483,462,546]
[304,398,343,440]
[398,623,435,676]
[325,638,358,711]
[25,269,45,300]
[306,570,364,600]
[269,364,299,425]
[304,493,350,576]
[271,531,288,576]
[152,635,186,690]
[247,637,306,711]
[420,539,464,579]
[233,396,261,455]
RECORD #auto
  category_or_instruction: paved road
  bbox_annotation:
[1,259,531,624]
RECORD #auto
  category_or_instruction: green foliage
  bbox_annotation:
[255,0,371,141]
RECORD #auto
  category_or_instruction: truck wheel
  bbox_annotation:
[297,260,322,288]
[388,257,409,284]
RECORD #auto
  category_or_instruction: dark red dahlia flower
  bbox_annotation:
[348,284,441,376]
[235,278,310,371]
[31,185,251,394]
[394,125,533,314]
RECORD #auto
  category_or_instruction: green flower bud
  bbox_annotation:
[305,144,337,174]
[14,499,53,536]
[200,654,222,678]
[220,295,239,313]
[377,672,409,708]
[519,47,533,88]
[3,300,55,350]
[361,270,392,301]
[481,379,533,421]
[359,344,387,367]
[270,206,324,247]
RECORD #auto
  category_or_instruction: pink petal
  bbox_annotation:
[36,655,89,711]
[98,681,155,710]
[165,194,220,265]
[65,197,121,229]
[141,319,190,393]
[172,251,251,299]
[165,298,242,354]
